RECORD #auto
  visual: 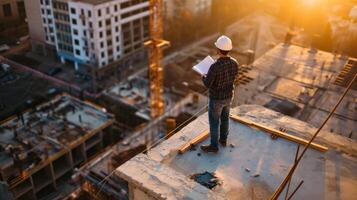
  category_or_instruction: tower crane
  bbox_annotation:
[144,0,170,118]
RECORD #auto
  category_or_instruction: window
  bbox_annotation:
[99,31,103,38]
[73,29,78,35]
[108,49,113,56]
[115,16,118,22]
[121,12,130,19]
[100,42,104,48]
[46,9,51,15]
[74,39,79,45]
[133,19,140,27]
[98,9,101,17]
[70,8,76,14]
[114,5,118,12]
[75,49,81,55]
[116,36,119,42]
[41,9,45,14]
[106,29,111,36]
[99,21,102,27]
[134,43,141,49]
[88,10,92,17]
[101,51,105,58]
[43,18,46,23]
[83,30,87,36]
[72,19,77,25]
[122,22,130,30]
[106,7,110,13]
[116,46,120,51]
[89,22,93,28]
[105,19,111,26]
[121,2,131,9]
[3,4,12,17]
[115,26,119,32]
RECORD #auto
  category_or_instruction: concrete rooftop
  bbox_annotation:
[104,73,186,121]
[116,105,357,200]
[231,43,357,139]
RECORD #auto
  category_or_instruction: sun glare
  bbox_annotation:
[302,0,320,6]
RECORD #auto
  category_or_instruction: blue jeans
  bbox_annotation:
[208,98,231,149]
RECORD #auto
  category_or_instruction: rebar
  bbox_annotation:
[269,74,357,200]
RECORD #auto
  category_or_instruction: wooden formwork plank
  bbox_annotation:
[229,114,328,152]
[178,130,209,154]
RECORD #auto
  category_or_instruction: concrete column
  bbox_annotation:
[74,62,79,71]
[60,57,66,64]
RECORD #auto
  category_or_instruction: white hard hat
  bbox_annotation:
[215,35,233,51]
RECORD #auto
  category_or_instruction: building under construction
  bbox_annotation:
[1,0,356,199]
[68,36,357,199]
[0,94,115,200]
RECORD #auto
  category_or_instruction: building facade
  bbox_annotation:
[0,0,25,21]
[25,0,150,70]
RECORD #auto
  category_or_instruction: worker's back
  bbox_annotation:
[203,56,238,100]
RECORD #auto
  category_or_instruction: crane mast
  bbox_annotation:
[145,0,170,118]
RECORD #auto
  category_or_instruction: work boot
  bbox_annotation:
[219,139,227,147]
[200,145,218,153]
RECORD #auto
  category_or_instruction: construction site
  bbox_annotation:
[0,94,115,199]
[0,0,356,200]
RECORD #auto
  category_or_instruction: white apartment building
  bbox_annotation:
[26,0,150,70]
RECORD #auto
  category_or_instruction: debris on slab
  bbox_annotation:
[189,144,197,151]
[245,168,251,172]
[229,143,235,148]
[271,134,278,140]
[252,173,260,177]
[190,171,220,189]
[197,153,201,157]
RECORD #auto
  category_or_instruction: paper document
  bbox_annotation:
[192,56,215,76]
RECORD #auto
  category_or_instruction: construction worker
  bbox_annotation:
[201,35,238,153]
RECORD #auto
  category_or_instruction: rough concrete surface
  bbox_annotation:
[117,105,357,200]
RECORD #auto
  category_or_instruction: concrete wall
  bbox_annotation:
[129,184,158,200]
[24,0,47,55]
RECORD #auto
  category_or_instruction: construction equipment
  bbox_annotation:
[145,0,170,118]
